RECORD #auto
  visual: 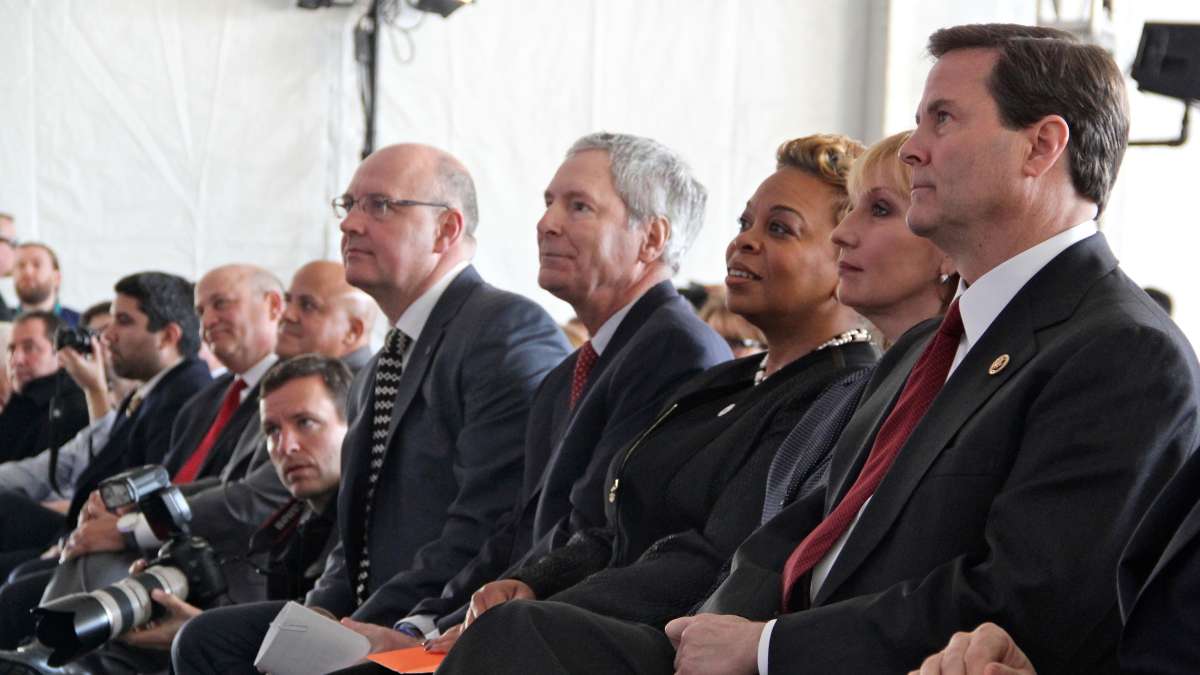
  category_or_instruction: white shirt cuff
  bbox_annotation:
[757,618,776,674]
[132,514,165,550]
[396,614,440,639]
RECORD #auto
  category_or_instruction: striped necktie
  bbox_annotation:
[354,328,411,606]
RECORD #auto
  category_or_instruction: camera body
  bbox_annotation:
[53,325,95,355]
[33,465,227,666]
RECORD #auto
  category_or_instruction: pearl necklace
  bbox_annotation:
[754,327,873,386]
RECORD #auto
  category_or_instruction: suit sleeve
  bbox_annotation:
[766,323,1197,673]
[352,299,568,624]
[186,433,291,560]
[305,536,358,618]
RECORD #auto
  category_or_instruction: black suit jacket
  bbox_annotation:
[64,357,212,525]
[412,281,731,629]
[0,370,88,465]
[306,266,570,624]
[701,234,1200,673]
[1117,444,1200,673]
[522,342,877,630]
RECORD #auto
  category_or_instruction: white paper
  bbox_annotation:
[253,602,371,675]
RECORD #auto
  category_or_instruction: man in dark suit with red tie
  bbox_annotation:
[436,23,1200,675]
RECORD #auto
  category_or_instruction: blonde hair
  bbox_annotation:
[847,130,913,203]
[775,134,866,224]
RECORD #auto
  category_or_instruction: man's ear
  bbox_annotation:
[344,315,365,348]
[265,290,285,322]
[639,216,671,265]
[1022,114,1070,179]
[158,322,183,352]
[433,209,466,254]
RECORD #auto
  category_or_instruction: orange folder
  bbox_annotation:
[366,646,446,673]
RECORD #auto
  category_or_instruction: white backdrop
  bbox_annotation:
[1,0,1198,343]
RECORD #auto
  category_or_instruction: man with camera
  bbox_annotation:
[0,272,213,650]
[124,356,352,656]
[0,311,89,465]
[0,264,280,669]
[51,264,286,588]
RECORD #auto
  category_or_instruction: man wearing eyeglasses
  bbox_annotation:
[173,143,569,673]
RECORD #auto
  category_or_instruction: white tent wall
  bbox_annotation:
[0,0,362,310]
[372,0,881,321]
[1,0,1198,343]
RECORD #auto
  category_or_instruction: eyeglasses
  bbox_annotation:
[332,194,450,220]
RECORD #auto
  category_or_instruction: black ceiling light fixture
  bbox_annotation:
[1130,22,1200,147]
[412,0,474,18]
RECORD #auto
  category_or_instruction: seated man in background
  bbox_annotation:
[275,260,377,373]
[110,355,353,659]
[0,271,212,648]
[13,242,78,326]
[0,299,145,564]
[51,264,286,593]
[0,311,89,465]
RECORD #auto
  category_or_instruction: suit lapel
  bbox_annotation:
[814,234,1119,605]
[383,267,482,474]
[522,282,682,512]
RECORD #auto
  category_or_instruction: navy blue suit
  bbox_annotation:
[64,357,213,525]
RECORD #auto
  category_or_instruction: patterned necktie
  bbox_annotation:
[780,301,963,611]
[355,327,410,606]
[568,341,599,409]
[174,377,246,484]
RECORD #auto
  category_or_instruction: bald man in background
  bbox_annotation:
[276,260,377,374]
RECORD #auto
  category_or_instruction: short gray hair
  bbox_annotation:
[433,157,479,236]
[567,132,706,272]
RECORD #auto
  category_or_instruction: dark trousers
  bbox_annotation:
[0,568,53,648]
[435,600,675,675]
[0,491,65,580]
[172,600,285,675]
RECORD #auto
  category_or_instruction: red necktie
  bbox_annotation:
[780,301,964,610]
[568,341,599,409]
[174,378,247,484]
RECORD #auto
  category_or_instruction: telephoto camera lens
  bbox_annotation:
[33,566,188,667]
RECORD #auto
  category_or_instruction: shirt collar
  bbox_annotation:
[956,220,1097,355]
[237,353,279,400]
[135,358,185,401]
[588,294,641,356]
[394,261,470,344]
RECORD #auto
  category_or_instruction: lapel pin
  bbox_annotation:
[718,403,736,417]
[988,354,1010,375]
